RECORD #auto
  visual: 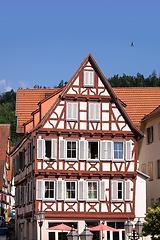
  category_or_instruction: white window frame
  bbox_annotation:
[88,102,101,122]
[111,180,124,202]
[83,70,94,87]
[113,141,124,161]
[66,102,78,122]
[43,179,56,201]
[87,140,99,160]
[37,138,57,160]
[66,140,78,160]
[65,180,77,201]
[87,181,98,201]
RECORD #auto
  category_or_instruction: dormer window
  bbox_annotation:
[83,71,94,87]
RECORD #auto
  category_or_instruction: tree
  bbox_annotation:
[142,202,160,240]
[0,90,20,146]
[54,80,68,88]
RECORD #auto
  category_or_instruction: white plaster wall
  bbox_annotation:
[135,174,146,218]
[138,116,160,209]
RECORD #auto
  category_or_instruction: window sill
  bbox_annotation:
[66,119,78,122]
[111,200,124,203]
[43,158,56,162]
[112,159,125,163]
[65,158,78,162]
[43,199,56,202]
[64,199,78,202]
[86,200,99,203]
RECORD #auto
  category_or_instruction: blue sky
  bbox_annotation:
[0,0,160,93]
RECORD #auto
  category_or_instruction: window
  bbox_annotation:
[147,126,153,144]
[148,162,153,181]
[157,160,160,179]
[67,141,77,159]
[87,181,98,200]
[88,141,99,160]
[114,142,123,160]
[83,71,94,87]
[37,138,57,160]
[88,102,100,122]
[111,180,124,201]
[45,140,51,158]
[44,180,55,199]
[36,179,56,200]
[66,102,78,121]
[65,181,76,200]
[141,164,146,174]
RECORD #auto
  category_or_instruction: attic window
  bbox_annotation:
[147,126,153,144]
[45,93,52,98]
[83,71,94,87]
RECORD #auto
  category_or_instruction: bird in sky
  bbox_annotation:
[131,42,134,47]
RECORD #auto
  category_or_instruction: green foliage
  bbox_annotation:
[54,80,68,88]
[0,90,20,146]
[8,212,13,217]
[142,202,160,240]
[108,70,160,87]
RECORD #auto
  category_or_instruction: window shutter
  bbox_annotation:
[100,141,107,160]
[89,103,94,121]
[66,102,72,120]
[125,181,131,201]
[18,188,20,205]
[83,71,87,86]
[126,141,132,161]
[95,103,100,121]
[78,181,84,200]
[100,181,106,201]
[29,182,30,202]
[36,180,43,200]
[23,186,25,205]
[57,180,63,200]
[83,181,87,200]
[59,139,65,159]
[51,139,57,159]
[37,139,44,159]
[84,71,94,86]
[31,180,33,201]
[111,181,118,201]
[79,140,86,160]
[25,185,27,204]
[72,103,78,121]
[107,141,113,160]
[66,102,78,121]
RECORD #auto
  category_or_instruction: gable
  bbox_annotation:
[36,54,143,139]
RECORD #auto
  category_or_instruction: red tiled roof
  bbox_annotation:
[113,87,160,129]
[16,88,60,133]
[0,124,10,161]
[141,105,160,122]
[16,87,160,133]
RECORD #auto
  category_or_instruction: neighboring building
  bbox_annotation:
[16,88,61,137]
[0,124,11,220]
[10,54,147,240]
[138,105,160,209]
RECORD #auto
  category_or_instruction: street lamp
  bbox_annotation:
[66,225,79,240]
[124,218,143,240]
[79,224,93,240]
[36,210,45,240]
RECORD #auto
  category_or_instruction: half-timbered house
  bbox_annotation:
[10,54,147,240]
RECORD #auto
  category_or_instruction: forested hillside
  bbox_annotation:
[1,70,160,146]
[108,71,160,87]
[0,90,19,146]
